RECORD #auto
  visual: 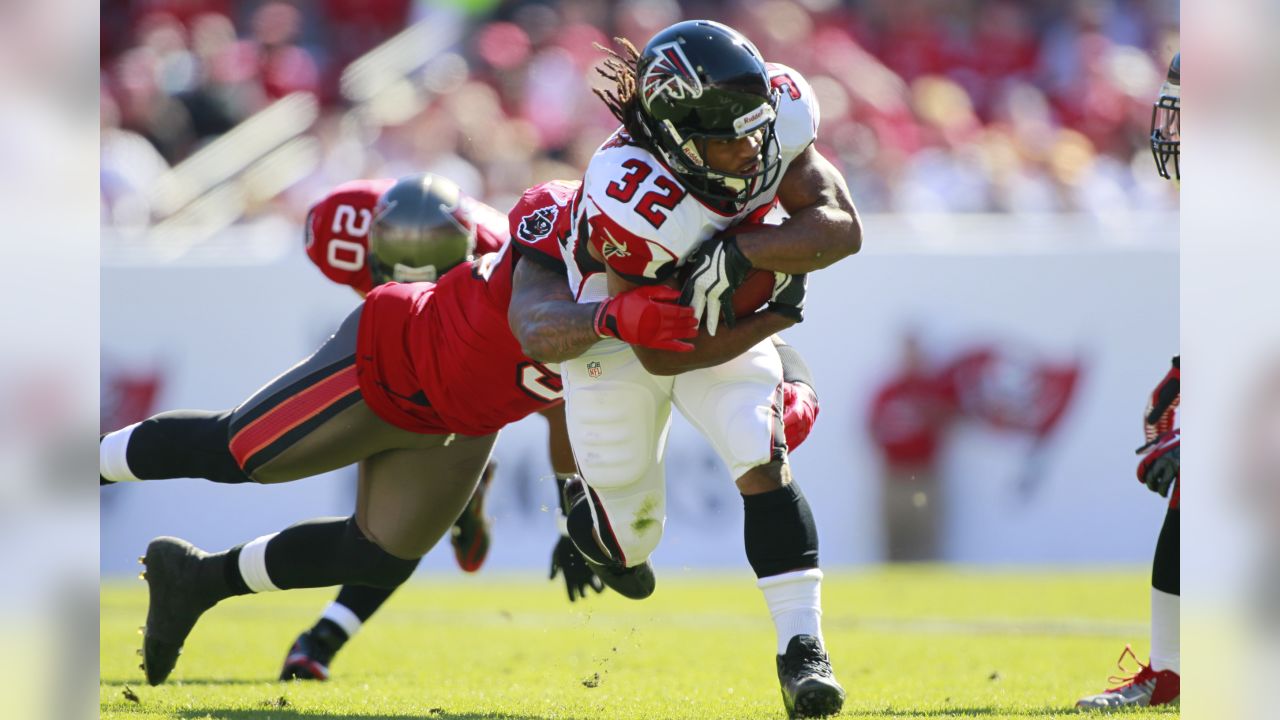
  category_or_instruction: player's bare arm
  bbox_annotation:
[605,264,796,375]
[509,259,607,362]
[509,258,698,362]
[733,144,862,273]
[634,312,795,375]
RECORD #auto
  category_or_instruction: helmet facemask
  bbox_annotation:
[643,93,782,211]
[1150,84,1179,181]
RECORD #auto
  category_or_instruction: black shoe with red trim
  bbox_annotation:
[280,619,348,681]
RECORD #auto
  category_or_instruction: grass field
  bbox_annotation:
[100,566,1179,719]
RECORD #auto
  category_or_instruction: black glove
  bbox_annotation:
[549,534,605,602]
[1136,430,1179,498]
[550,476,605,602]
[679,235,753,335]
[766,272,807,322]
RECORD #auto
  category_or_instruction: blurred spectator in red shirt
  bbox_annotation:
[868,332,956,562]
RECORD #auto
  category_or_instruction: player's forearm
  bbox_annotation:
[633,310,794,376]
[512,300,605,363]
[735,205,861,273]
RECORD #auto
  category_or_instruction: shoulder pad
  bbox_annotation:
[767,64,819,155]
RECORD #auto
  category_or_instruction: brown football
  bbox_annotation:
[678,223,775,319]
[722,222,774,317]
[732,268,774,316]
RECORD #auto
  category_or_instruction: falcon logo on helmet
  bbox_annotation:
[641,42,703,109]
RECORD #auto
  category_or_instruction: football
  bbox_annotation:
[681,222,775,318]
[732,268,775,316]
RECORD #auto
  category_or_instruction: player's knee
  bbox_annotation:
[340,518,421,588]
[723,401,779,481]
[565,478,663,568]
[736,460,788,495]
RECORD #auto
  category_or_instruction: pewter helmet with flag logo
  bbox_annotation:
[369,173,477,285]
[633,20,782,210]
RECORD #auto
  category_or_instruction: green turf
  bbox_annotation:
[100,566,1178,719]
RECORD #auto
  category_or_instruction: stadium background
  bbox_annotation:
[100,0,1179,575]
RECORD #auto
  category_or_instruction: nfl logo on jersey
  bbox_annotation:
[587,361,602,379]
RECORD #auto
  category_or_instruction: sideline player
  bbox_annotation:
[511,21,862,719]
[100,175,819,687]
[1076,53,1180,710]
[282,174,594,680]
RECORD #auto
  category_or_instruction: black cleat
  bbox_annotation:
[776,635,846,718]
[561,475,656,600]
[140,537,220,686]
[582,557,656,600]
[279,619,348,681]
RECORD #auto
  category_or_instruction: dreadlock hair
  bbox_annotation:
[593,38,653,151]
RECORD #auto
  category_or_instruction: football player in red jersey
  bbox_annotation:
[504,21,862,719]
[282,173,592,681]
[100,175,822,688]
[98,175,700,686]
[1076,54,1180,711]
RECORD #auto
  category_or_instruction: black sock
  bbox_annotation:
[742,482,819,578]
[1152,506,1179,595]
[126,410,252,484]
[262,516,420,590]
[212,546,252,597]
[333,584,400,624]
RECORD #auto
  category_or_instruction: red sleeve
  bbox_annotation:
[460,196,511,256]
[509,180,578,272]
[585,200,678,284]
[305,178,394,294]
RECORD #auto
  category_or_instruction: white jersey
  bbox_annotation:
[564,63,820,304]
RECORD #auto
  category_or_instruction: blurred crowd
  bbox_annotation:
[101,0,1180,231]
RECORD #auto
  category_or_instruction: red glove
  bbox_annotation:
[1136,429,1179,497]
[594,285,699,352]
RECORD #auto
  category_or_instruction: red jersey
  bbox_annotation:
[355,180,580,436]
[305,178,507,294]
[868,373,952,467]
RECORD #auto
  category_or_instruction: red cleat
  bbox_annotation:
[1076,645,1179,710]
[450,461,496,572]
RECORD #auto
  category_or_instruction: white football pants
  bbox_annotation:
[562,338,785,567]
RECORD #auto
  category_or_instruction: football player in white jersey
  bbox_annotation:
[507,20,862,719]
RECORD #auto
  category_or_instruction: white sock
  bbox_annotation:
[100,422,143,482]
[237,533,281,593]
[321,601,363,639]
[1150,587,1180,673]
[758,568,824,654]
